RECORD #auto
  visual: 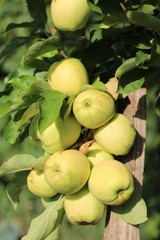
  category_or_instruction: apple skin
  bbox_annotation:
[95,113,136,156]
[88,160,134,206]
[51,0,91,31]
[48,58,89,96]
[87,142,114,167]
[27,170,57,198]
[44,150,90,194]
[73,89,115,129]
[40,114,81,154]
[64,185,105,224]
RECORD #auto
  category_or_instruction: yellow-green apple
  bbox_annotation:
[48,58,89,96]
[95,113,136,155]
[51,0,91,31]
[41,194,61,208]
[40,114,81,154]
[27,169,57,198]
[64,185,105,224]
[88,160,134,206]
[44,149,90,194]
[73,89,115,129]
[87,142,114,167]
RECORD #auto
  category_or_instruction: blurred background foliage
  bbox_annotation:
[0,0,160,239]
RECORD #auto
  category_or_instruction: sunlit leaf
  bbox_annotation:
[115,58,136,79]
[24,34,61,66]
[3,119,20,144]
[87,1,103,14]
[111,191,148,225]
[0,154,37,176]
[22,196,64,240]
[39,90,66,133]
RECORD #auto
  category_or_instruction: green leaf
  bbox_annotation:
[11,75,37,94]
[135,50,151,69]
[0,101,27,121]
[33,153,50,171]
[59,209,106,240]
[22,196,64,240]
[5,21,37,32]
[0,37,33,60]
[35,72,48,81]
[150,39,160,67]
[60,96,75,120]
[111,191,148,225]
[3,119,20,144]
[29,114,40,141]
[26,0,47,27]
[24,80,51,97]
[17,102,40,131]
[100,13,128,29]
[126,10,160,32]
[117,67,146,94]
[6,171,28,210]
[0,101,13,119]
[79,80,107,93]
[24,35,61,66]
[115,58,136,79]
[138,4,156,14]
[0,154,37,177]
[39,90,66,133]
[155,94,160,117]
[92,79,107,91]
[45,205,64,240]
[87,1,103,14]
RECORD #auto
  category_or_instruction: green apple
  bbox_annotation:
[88,160,134,206]
[95,113,136,155]
[44,149,90,194]
[87,142,114,167]
[48,58,89,96]
[51,0,91,31]
[40,114,81,154]
[27,169,57,198]
[73,89,115,129]
[64,185,105,224]
[41,194,61,208]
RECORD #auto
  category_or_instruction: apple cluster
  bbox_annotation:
[27,56,136,225]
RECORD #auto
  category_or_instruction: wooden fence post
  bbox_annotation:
[104,88,147,240]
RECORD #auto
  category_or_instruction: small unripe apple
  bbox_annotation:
[27,170,57,198]
[44,150,90,194]
[88,160,134,206]
[87,142,114,167]
[40,114,81,154]
[95,113,136,155]
[51,0,91,31]
[64,186,105,224]
[48,58,89,96]
[73,89,115,129]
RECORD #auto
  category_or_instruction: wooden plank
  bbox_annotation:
[104,88,147,240]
